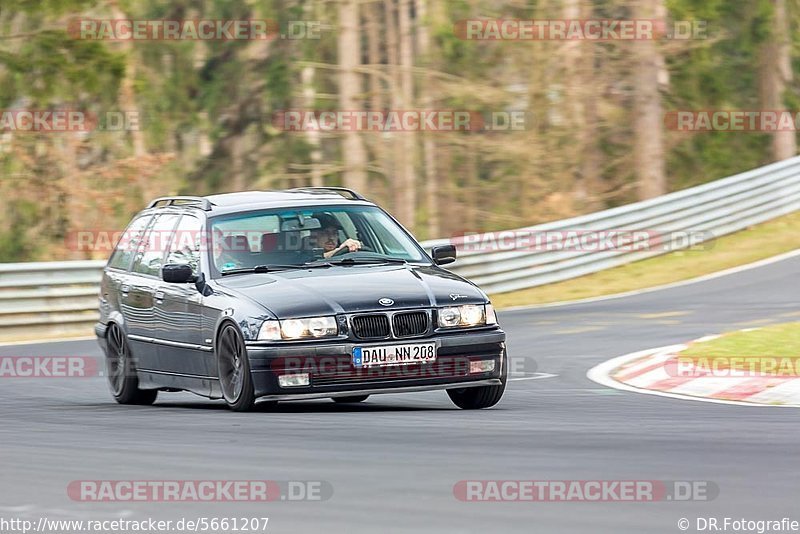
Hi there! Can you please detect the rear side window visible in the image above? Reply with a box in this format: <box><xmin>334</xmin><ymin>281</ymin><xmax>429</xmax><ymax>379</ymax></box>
<box><xmin>108</xmin><ymin>215</ymin><xmax>152</xmax><ymax>271</ymax></box>
<box><xmin>131</xmin><ymin>213</ymin><xmax>180</xmax><ymax>277</ymax></box>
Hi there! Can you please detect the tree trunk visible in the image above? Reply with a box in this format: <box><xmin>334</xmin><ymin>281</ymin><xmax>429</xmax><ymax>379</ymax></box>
<box><xmin>396</xmin><ymin>0</ymin><xmax>417</xmax><ymax>230</ymax></box>
<box><xmin>632</xmin><ymin>0</ymin><xmax>667</xmax><ymax>200</ymax></box>
<box><xmin>338</xmin><ymin>0</ymin><xmax>368</xmax><ymax>192</ymax></box>
<box><xmin>416</xmin><ymin>0</ymin><xmax>438</xmax><ymax>238</ymax></box>
<box><xmin>760</xmin><ymin>0</ymin><xmax>797</xmax><ymax>161</ymax></box>
<box><xmin>384</xmin><ymin>0</ymin><xmax>401</xmax><ymax>214</ymax></box>
<box><xmin>364</xmin><ymin>1</ymin><xmax>385</xmax><ymax>193</ymax></box>
<box><xmin>562</xmin><ymin>0</ymin><xmax>602</xmax><ymax>209</ymax></box>
<box><xmin>301</xmin><ymin>66</ymin><xmax>323</xmax><ymax>186</ymax></box>
<box><xmin>107</xmin><ymin>4</ymin><xmax>151</xmax><ymax>209</ymax></box>
<box><xmin>365</xmin><ymin>2</ymin><xmax>383</xmax><ymax>115</ymax></box>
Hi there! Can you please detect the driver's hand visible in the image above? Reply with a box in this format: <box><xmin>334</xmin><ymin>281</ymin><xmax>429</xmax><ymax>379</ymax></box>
<box><xmin>341</xmin><ymin>238</ymin><xmax>362</xmax><ymax>252</ymax></box>
<box><xmin>324</xmin><ymin>238</ymin><xmax>362</xmax><ymax>258</ymax></box>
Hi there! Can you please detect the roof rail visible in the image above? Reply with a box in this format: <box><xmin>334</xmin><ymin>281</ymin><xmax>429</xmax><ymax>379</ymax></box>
<box><xmin>288</xmin><ymin>187</ymin><xmax>367</xmax><ymax>201</ymax></box>
<box><xmin>147</xmin><ymin>196</ymin><xmax>212</xmax><ymax>210</ymax></box>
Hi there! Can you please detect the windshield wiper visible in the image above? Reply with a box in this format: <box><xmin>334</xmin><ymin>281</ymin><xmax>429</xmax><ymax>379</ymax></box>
<box><xmin>220</xmin><ymin>264</ymin><xmax>331</xmax><ymax>276</ymax></box>
<box><xmin>318</xmin><ymin>257</ymin><xmax>408</xmax><ymax>266</ymax></box>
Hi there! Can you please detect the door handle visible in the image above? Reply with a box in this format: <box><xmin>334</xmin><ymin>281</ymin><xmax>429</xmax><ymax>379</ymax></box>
<box><xmin>154</xmin><ymin>290</ymin><xmax>165</xmax><ymax>302</ymax></box>
<box><xmin>120</xmin><ymin>284</ymin><xmax>130</xmax><ymax>295</ymax></box>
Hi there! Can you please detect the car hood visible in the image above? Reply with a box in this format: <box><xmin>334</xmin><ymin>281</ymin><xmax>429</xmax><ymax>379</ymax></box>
<box><xmin>216</xmin><ymin>264</ymin><xmax>487</xmax><ymax>318</ymax></box>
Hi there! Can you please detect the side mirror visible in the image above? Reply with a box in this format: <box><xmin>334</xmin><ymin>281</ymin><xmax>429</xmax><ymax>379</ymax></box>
<box><xmin>162</xmin><ymin>263</ymin><xmax>196</xmax><ymax>283</ymax></box>
<box><xmin>431</xmin><ymin>244</ymin><xmax>457</xmax><ymax>266</ymax></box>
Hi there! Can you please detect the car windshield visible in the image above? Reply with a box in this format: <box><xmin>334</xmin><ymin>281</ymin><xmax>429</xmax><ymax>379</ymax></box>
<box><xmin>208</xmin><ymin>205</ymin><xmax>429</xmax><ymax>275</ymax></box>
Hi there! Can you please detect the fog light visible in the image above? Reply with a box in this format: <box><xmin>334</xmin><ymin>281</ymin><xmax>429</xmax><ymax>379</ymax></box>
<box><xmin>469</xmin><ymin>360</ymin><xmax>496</xmax><ymax>374</ymax></box>
<box><xmin>278</xmin><ymin>373</ymin><xmax>310</xmax><ymax>387</ymax></box>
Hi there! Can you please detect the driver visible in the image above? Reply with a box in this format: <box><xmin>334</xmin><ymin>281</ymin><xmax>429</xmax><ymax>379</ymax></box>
<box><xmin>212</xmin><ymin>228</ymin><xmax>242</xmax><ymax>271</ymax></box>
<box><xmin>309</xmin><ymin>213</ymin><xmax>362</xmax><ymax>259</ymax></box>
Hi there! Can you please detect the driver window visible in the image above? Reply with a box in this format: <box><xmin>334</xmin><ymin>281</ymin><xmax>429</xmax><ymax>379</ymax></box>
<box><xmin>131</xmin><ymin>213</ymin><xmax>180</xmax><ymax>277</ymax></box>
<box><xmin>166</xmin><ymin>214</ymin><xmax>203</xmax><ymax>276</ymax></box>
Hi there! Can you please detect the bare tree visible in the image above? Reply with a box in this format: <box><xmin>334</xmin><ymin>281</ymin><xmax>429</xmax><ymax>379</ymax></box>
<box><xmin>110</xmin><ymin>3</ymin><xmax>146</xmax><ymax>171</ymax></box>
<box><xmin>396</xmin><ymin>0</ymin><xmax>417</xmax><ymax>229</ymax></box>
<box><xmin>561</xmin><ymin>0</ymin><xmax>602</xmax><ymax>209</ymax></box>
<box><xmin>365</xmin><ymin>1</ymin><xmax>384</xmax><ymax>116</ymax></box>
<box><xmin>416</xmin><ymin>0</ymin><xmax>439</xmax><ymax>237</ymax></box>
<box><xmin>363</xmin><ymin>1</ymin><xmax>386</xmax><ymax>194</ymax></box>
<box><xmin>632</xmin><ymin>0</ymin><xmax>667</xmax><ymax>199</ymax></box>
<box><xmin>338</xmin><ymin>0</ymin><xmax>368</xmax><ymax>192</ymax></box>
<box><xmin>760</xmin><ymin>0</ymin><xmax>797</xmax><ymax>161</ymax></box>
<box><xmin>384</xmin><ymin>0</ymin><xmax>401</xmax><ymax>214</ymax></box>
<box><xmin>301</xmin><ymin>66</ymin><xmax>323</xmax><ymax>186</ymax></box>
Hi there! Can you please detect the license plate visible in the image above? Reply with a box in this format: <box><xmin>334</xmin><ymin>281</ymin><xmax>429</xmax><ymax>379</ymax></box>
<box><xmin>352</xmin><ymin>342</ymin><xmax>436</xmax><ymax>368</ymax></box>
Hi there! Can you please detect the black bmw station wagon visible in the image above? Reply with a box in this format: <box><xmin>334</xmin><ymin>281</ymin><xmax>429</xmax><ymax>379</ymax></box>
<box><xmin>95</xmin><ymin>188</ymin><xmax>507</xmax><ymax>411</ymax></box>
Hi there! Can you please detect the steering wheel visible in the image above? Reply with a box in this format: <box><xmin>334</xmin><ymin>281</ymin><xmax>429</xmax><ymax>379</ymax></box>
<box><xmin>331</xmin><ymin>245</ymin><xmax>351</xmax><ymax>257</ymax></box>
<box><xmin>330</xmin><ymin>243</ymin><xmax>373</xmax><ymax>257</ymax></box>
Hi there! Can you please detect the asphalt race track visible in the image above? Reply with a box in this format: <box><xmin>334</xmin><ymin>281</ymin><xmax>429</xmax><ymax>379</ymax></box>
<box><xmin>2</xmin><ymin>253</ymin><xmax>799</xmax><ymax>534</ymax></box>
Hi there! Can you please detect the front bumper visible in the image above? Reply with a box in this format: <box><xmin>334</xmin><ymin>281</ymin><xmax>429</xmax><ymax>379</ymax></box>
<box><xmin>245</xmin><ymin>328</ymin><xmax>506</xmax><ymax>398</ymax></box>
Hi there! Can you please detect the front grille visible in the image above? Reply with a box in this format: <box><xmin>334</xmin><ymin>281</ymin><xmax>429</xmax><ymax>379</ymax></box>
<box><xmin>351</xmin><ymin>314</ymin><xmax>391</xmax><ymax>339</ymax></box>
<box><xmin>392</xmin><ymin>311</ymin><xmax>429</xmax><ymax>337</ymax></box>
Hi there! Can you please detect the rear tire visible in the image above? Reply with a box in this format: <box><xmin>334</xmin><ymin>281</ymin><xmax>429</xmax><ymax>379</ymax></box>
<box><xmin>217</xmin><ymin>323</ymin><xmax>256</xmax><ymax>412</ymax></box>
<box><xmin>105</xmin><ymin>324</ymin><xmax>158</xmax><ymax>405</ymax></box>
<box><xmin>332</xmin><ymin>395</ymin><xmax>370</xmax><ymax>404</ymax></box>
<box><xmin>447</xmin><ymin>353</ymin><xmax>507</xmax><ymax>410</ymax></box>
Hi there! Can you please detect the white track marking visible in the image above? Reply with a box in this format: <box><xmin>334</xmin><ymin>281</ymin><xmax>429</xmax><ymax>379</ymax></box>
<box><xmin>0</xmin><ymin>335</ymin><xmax>95</xmax><ymax>347</ymax></box>
<box><xmin>587</xmin><ymin>346</ymin><xmax>800</xmax><ymax>408</ymax></box>
<box><xmin>745</xmin><ymin>380</ymin><xmax>800</xmax><ymax>405</ymax></box>
<box><xmin>509</xmin><ymin>372</ymin><xmax>558</xmax><ymax>382</ymax></box>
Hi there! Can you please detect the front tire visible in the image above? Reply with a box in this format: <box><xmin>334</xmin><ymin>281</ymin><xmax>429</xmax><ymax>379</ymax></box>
<box><xmin>105</xmin><ymin>324</ymin><xmax>158</xmax><ymax>405</ymax></box>
<box><xmin>447</xmin><ymin>354</ymin><xmax>507</xmax><ymax>410</ymax></box>
<box><xmin>217</xmin><ymin>323</ymin><xmax>256</xmax><ymax>412</ymax></box>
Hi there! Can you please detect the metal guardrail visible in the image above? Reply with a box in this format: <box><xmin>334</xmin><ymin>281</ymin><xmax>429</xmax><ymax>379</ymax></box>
<box><xmin>1</xmin><ymin>156</ymin><xmax>799</xmax><ymax>338</ymax></box>
<box><xmin>423</xmin><ymin>155</ymin><xmax>800</xmax><ymax>293</ymax></box>
<box><xmin>0</xmin><ymin>260</ymin><xmax>105</xmax><ymax>339</ymax></box>
<box><xmin>0</xmin><ymin>261</ymin><xmax>106</xmax><ymax>339</ymax></box>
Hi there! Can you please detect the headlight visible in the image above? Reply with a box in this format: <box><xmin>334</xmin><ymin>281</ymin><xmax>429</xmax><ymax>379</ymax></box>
<box><xmin>438</xmin><ymin>307</ymin><xmax>462</xmax><ymax>327</ymax></box>
<box><xmin>258</xmin><ymin>316</ymin><xmax>338</xmax><ymax>340</ymax></box>
<box><xmin>437</xmin><ymin>304</ymin><xmax>495</xmax><ymax>328</ymax></box>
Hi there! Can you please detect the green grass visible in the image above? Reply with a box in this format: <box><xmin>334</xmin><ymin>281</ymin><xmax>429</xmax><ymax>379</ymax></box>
<box><xmin>490</xmin><ymin>211</ymin><xmax>800</xmax><ymax>308</ymax></box>
<box><xmin>681</xmin><ymin>323</ymin><xmax>800</xmax><ymax>359</ymax></box>
<box><xmin>678</xmin><ymin>323</ymin><xmax>800</xmax><ymax>375</ymax></box>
